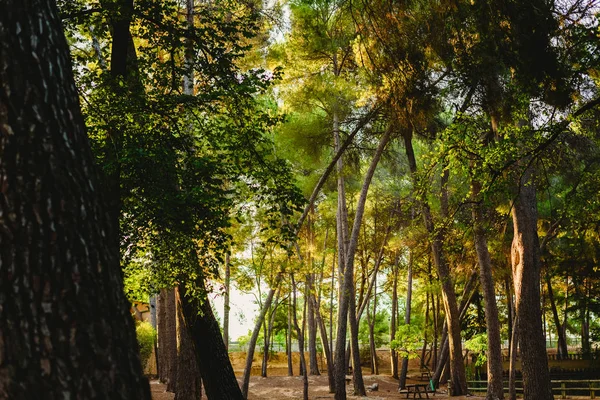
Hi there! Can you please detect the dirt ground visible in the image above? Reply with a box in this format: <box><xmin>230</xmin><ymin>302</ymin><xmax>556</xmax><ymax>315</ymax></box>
<box><xmin>150</xmin><ymin>374</ymin><xmax>485</xmax><ymax>400</ymax></box>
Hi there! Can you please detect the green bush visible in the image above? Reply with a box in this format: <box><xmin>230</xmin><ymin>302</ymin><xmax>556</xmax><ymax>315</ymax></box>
<box><xmin>136</xmin><ymin>321</ymin><xmax>156</xmax><ymax>368</ymax></box>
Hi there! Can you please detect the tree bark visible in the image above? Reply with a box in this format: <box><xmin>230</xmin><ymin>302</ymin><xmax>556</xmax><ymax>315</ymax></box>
<box><xmin>0</xmin><ymin>1</ymin><xmax>150</xmax><ymax>397</ymax></box>
<box><xmin>472</xmin><ymin>179</ymin><xmax>504</xmax><ymax>400</ymax></box>
<box><xmin>287</xmin><ymin>299</ymin><xmax>294</xmax><ymax>376</ymax></box>
<box><xmin>403</xmin><ymin>131</ymin><xmax>467</xmax><ymax>395</ymax></box>
<box><xmin>179</xmin><ymin>284</ymin><xmax>244</xmax><ymax>400</ymax></box>
<box><xmin>166</xmin><ymin>289</ymin><xmax>178</xmax><ymax>392</ymax></box>
<box><xmin>309</xmin><ymin>293</ymin><xmax>335</xmax><ymax>392</ymax></box>
<box><xmin>175</xmin><ymin>289</ymin><xmax>202</xmax><ymax>400</ymax></box>
<box><xmin>510</xmin><ymin>166</ymin><xmax>553</xmax><ymax>400</ymax></box>
<box><xmin>334</xmin><ymin>128</ymin><xmax>391</xmax><ymax>399</ymax></box>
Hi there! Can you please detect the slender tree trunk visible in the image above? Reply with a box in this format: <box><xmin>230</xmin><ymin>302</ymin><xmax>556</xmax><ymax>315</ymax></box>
<box><xmin>472</xmin><ymin>180</ymin><xmax>504</xmax><ymax>400</ymax></box>
<box><xmin>510</xmin><ymin>166</ymin><xmax>553</xmax><ymax>400</ymax></box>
<box><xmin>309</xmin><ymin>293</ymin><xmax>335</xmax><ymax>392</ymax></box>
<box><xmin>158</xmin><ymin>290</ymin><xmax>168</xmax><ymax>384</ymax></box>
<box><xmin>287</xmin><ymin>299</ymin><xmax>294</xmax><ymax>376</ymax></box>
<box><xmin>241</xmin><ymin>274</ymin><xmax>282</xmax><ymax>398</ymax></box>
<box><xmin>390</xmin><ymin>253</ymin><xmax>399</xmax><ymax>379</ymax></box>
<box><xmin>334</xmin><ymin>128</ymin><xmax>391</xmax><ymax>399</ymax></box>
<box><xmin>546</xmin><ymin>272</ymin><xmax>568</xmax><ymax>358</ymax></box>
<box><xmin>261</xmin><ymin>293</ymin><xmax>279</xmax><ymax>378</ymax></box>
<box><xmin>403</xmin><ymin>131</ymin><xmax>467</xmax><ymax>395</ymax></box>
<box><xmin>308</xmin><ymin>274</ymin><xmax>321</xmax><ymax>375</ymax></box>
<box><xmin>179</xmin><ymin>284</ymin><xmax>243</xmax><ymax>400</ymax></box>
<box><xmin>508</xmin><ymin>316</ymin><xmax>519</xmax><ymax>400</ymax></box>
<box><xmin>292</xmin><ymin>275</ymin><xmax>309</xmax><ymax>400</ymax></box>
<box><xmin>224</xmin><ymin>252</ymin><xmax>231</xmax><ymax>352</ymax></box>
<box><xmin>399</xmin><ymin>250</ymin><xmax>413</xmax><ymax>389</ymax></box>
<box><xmin>175</xmin><ymin>289</ymin><xmax>202</xmax><ymax>400</ymax></box>
<box><xmin>0</xmin><ymin>2</ymin><xmax>150</xmax><ymax>396</ymax></box>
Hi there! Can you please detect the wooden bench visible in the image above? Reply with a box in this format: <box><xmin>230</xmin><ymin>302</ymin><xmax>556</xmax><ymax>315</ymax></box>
<box><xmin>400</xmin><ymin>383</ymin><xmax>431</xmax><ymax>398</ymax></box>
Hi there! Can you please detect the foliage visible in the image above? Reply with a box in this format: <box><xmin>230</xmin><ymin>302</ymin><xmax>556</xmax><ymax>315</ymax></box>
<box><xmin>390</xmin><ymin>323</ymin><xmax>423</xmax><ymax>359</ymax></box>
<box><xmin>464</xmin><ymin>333</ymin><xmax>488</xmax><ymax>367</ymax></box>
<box><xmin>136</xmin><ymin>321</ymin><xmax>156</xmax><ymax>368</ymax></box>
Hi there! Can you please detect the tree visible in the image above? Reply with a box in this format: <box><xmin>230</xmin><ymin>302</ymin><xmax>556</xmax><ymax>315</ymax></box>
<box><xmin>0</xmin><ymin>0</ymin><xmax>150</xmax><ymax>398</ymax></box>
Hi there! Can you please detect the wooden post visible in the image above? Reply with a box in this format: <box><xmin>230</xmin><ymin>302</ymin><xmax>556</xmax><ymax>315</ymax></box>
<box><xmin>561</xmin><ymin>382</ymin><xmax>566</xmax><ymax>399</ymax></box>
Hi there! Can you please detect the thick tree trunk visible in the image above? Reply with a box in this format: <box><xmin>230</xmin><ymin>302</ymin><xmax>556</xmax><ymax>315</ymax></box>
<box><xmin>334</xmin><ymin>128</ymin><xmax>391</xmax><ymax>400</ymax></box>
<box><xmin>166</xmin><ymin>289</ymin><xmax>178</xmax><ymax>392</ymax></box>
<box><xmin>390</xmin><ymin>254</ymin><xmax>399</xmax><ymax>379</ymax></box>
<box><xmin>175</xmin><ymin>289</ymin><xmax>202</xmax><ymax>400</ymax></box>
<box><xmin>510</xmin><ymin>167</ymin><xmax>553</xmax><ymax>400</ymax></box>
<box><xmin>0</xmin><ymin>1</ymin><xmax>150</xmax><ymax>397</ymax></box>
<box><xmin>472</xmin><ymin>180</ymin><xmax>504</xmax><ymax>400</ymax></box>
<box><xmin>241</xmin><ymin>275</ymin><xmax>282</xmax><ymax>398</ymax></box>
<box><xmin>158</xmin><ymin>290</ymin><xmax>169</xmax><ymax>384</ymax></box>
<box><xmin>179</xmin><ymin>285</ymin><xmax>243</xmax><ymax>400</ymax></box>
<box><xmin>403</xmin><ymin>132</ymin><xmax>467</xmax><ymax>395</ymax></box>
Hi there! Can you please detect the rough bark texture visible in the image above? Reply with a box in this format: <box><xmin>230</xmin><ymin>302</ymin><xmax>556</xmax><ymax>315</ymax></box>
<box><xmin>175</xmin><ymin>290</ymin><xmax>202</xmax><ymax>400</ymax></box>
<box><xmin>291</xmin><ymin>275</ymin><xmax>309</xmax><ymax>400</ymax></box>
<box><xmin>510</xmin><ymin>167</ymin><xmax>553</xmax><ymax>400</ymax></box>
<box><xmin>403</xmin><ymin>132</ymin><xmax>467</xmax><ymax>395</ymax></box>
<box><xmin>472</xmin><ymin>180</ymin><xmax>504</xmax><ymax>400</ymax></box>
<box><xmin>158</xmin><ymin>290</ymin><xmax>168</xmax><ymax>382</ymax></box>
<box><xmin>179</xmin><ymin>285</ymin><xmax>243</xmax><ymax>400</ymax></box>
<box><xmin>0</xmin><ymin>1</ymin><xmax>150</xmax><ymax>398</ymax></box>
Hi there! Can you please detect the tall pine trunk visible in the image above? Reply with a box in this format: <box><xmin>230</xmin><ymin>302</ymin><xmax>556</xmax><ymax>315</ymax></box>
<box><xmin>0</xmin><ymin>1</ymin><xmax>150</xmax><ymax>397</ymax></box>
<box><xmin>179</xmin><ymin>284</ymin><xmax>243</xmax><ymax>400</ymax></box>
<box><xmin>403</xmin><ymin>131</ymin><xmax>467</xmax><ymax>395</ymax></box>
<box><xmin>390</xmin><ymin>254</ymin><xmax>399</xmax><ymax>379</ymax></box>
<box><xmin>510</xmin><ymin>166</ymin><xmax>553</xmax><ymax>400</ymax></box>
<box><xmin>175</xmin><ymin>289</ymin><xmax>202</xmax><ymax>400</ymax></box>
<box><xmin>334</xmin><ymin>128</ymin><xmax>391</xmax><ymax>399</ymax></box>
<box><xmin>472</xmin><ymin>179</ymin><xmax>504</xmax><ymax>400</ymax></box>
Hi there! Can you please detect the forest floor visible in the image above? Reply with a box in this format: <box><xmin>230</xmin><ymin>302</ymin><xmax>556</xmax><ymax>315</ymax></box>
<box><xmin>150</xmin><ymin>374</ymin><xmax>486</xmax><ymax>399</ymax></box>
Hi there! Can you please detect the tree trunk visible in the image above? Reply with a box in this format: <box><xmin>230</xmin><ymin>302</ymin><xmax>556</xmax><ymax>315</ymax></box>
<box><xmin>508</xmin><ymin>315</ymin><xmax>519</xmax><ymax>400</ymax></box>
<box><xmin>546</xmin><ymin>272</ymin><xmax>568</xmax><ymax>358</ymax></box>
<box><xmin>166</xmin><ymin>289</ymin><xmax>178</xmax><ymax>392</ymax></box>
<box><xmin>224</xmin><ymin>252</ymin><xmax>231</xmax><ymax>352</ymax></box>
<box><xmin>334</xmin><ymin>128</ymin><xmax>391</xmax><ymax>400</ymax></box>
<box><xmin>241</xmin><ymin>274</ymin><xmax>282</xmax><ymax>398</ymax></box>
<box><xmin>287</xmin><ymin>300</ymin><xmax>294</xmax><ymax>376</ymax></box>
<box><xmin>399</xmin><ymin>250</ymin><xmax>413</xmax><ymax>389</ymax></box>
<box><xmin>510</xmin><ymin>166</ymin><xmax>553</xmax><ymax>400</ymax></box>
<box><xmin>179</xmin><ymin>284</ymin><xmax>244</xmax><ymax>400</ymax></box>
<box><xmin>0</xmin><ymin>1</ymin><xmax>150</xmax><ymax>397</ymax></box>
<box><xmin>158</xmin><ymin>290</ymin><xmax>168</xmax><ymax>383</ymax></box>
<box><xmin>472</xmin><ymin>179</ymin><xmax>504</xmax><ymax>400</ymax></box>
<box><xmin>307</xmin><ymin>274</ymin><xmax>321</xmax><ymax>375</ymax></box>
<box><xmin>292</xmin><ymin>275</ymin><xmax>309</xmax><ymax>400</ymax></box>
<box><xmin>390</xmin><ymin>254</ymin><xmax>399</xmax><ymax>379</ymax></box>
<box><xmin>261</xmin><ymin>292</ymin><xmax>279</xmax><ymax>378</ymax></box>
<box><xmin>403</xmin><ymin>131</ymin><xmax>467</xmax><ymax>395</ymax></box>
<box><xmin>175</xmin><ymin>289</ymin><xmax>202</xmax><ymax>400</ymax></box>
<box><xmin>309</xmin><ymin>293</ymin><xmax>335</xmax><ymax>392</ymax></box>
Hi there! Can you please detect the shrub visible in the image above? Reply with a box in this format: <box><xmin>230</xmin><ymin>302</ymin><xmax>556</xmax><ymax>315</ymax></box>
<box><xmin>136</xmin><ymin>321</ymin><xmax>156</xmax><ymax>368</ymax></box>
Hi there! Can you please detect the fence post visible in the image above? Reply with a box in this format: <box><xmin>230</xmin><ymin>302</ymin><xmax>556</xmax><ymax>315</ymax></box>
<box><xmin>591</xmin><ymin>381</ymin><xmax>595</xmax><ymax>399</ymax></box>
<box><xmin>561</xmin><ymin>382</ymin><xmax>566</xmax><ymax>399</ymax></box>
